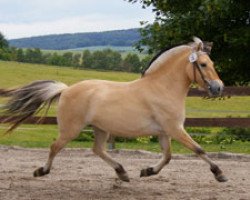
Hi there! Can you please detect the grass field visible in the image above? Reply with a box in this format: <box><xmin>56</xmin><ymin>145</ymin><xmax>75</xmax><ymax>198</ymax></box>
<box><xmin>1</xmin><ymin>125</ymin><xmax>249</xmax><ymax>154</ymax></box>
<box><xmin>186</xmin><ymin>96</ymin><xmax>250</xmax><ymax>118</ymax></box>
<box><xmin>0</xmin><ymin>61</ymin><xmax>249</xmax><ymax>153</ymax></box>
<box><xmin>0</xmin><ymin>61</ymin><xmax>139</xmax><ymax>87</ymax></box>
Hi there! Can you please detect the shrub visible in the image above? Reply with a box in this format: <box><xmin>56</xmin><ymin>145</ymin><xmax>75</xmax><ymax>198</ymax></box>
<box><xmin>217</xmin><ymin>128</ymin><xmax>250</xmax><ymax>142</ymax></box>
<box><xmin>74</xmin><ymin>130</ymin><xmax>94</xmax><ymax>142</ymax></box>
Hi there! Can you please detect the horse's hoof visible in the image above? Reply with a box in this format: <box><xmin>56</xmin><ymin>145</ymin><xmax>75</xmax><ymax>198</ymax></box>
<box><xmin>215</xmin><ymin>174</ymin><xmax>228</xmax><ymax>182</ymax></box>
<box><xmin>117</xmin><ymin>173</ymin><xmax>130</xmax><ymax>182</ymax></box>
<box><xmin>140</xmin><ymin>167</ymin><xmax>157</xmax><ymax>177</ymax></box>
<box><xmin>33</xmin><ymin>167</ymin><xmax>50</xmax><ymax>177</ymax></box>
<box><xmin>210</xmin><ymin>165</ymin><xmax>228</xmax><ymax>182</ymax></box>
<box><xmin>115</xmin><ymin>164</ymin><xmax>130</xmax><ymax>182</ymax></box>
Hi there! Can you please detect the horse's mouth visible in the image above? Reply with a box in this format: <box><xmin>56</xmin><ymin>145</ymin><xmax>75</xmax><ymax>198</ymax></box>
<box><xmin>207</xmin><ymin>80</ymin><xmax>224</xmax><ymax>97</ymax></box>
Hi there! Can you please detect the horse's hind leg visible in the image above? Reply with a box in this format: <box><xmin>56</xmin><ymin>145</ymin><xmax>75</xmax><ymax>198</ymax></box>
<box><xmin>167</xmin><ymin>125</ymin><xmax>228</xmax><ymax>182</ymax></box>
<box><xmin>33</xmin><ymin>117</ymin><xmax>85</xmax><ymax>177</ymax></box>
<box><xmin>92</xmin><ymin>127</ymin><xmax>129</xmax><ymax>182</ymax></box>
<box><xmin>33</xmin><ymin>136</ymin><xmax>70</xmax><ymax>177</ymax></box>
<box><xmin>140</xmin><ymin>134</ymin><xmax>171</xmax><ymax>177</ymax></box>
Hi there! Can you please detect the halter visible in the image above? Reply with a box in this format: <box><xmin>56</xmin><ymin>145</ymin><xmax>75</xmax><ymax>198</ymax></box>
<box><xmin>189</xmin><ymin>52</ymin><xmax>210</xmax><ymax>88</ymax></box>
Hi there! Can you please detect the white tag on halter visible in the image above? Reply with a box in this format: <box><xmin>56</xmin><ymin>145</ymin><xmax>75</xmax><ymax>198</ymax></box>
<box><xmin>189</xmin><ymin>52</ymin><xmax>198</xmax><ymax>63</ymax></box>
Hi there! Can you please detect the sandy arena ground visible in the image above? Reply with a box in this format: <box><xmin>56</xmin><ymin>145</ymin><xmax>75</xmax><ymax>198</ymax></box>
<box><xmin>0</xmin><ymin>146</ymin><xmax>249</xmax><ymax>200</ymax></box>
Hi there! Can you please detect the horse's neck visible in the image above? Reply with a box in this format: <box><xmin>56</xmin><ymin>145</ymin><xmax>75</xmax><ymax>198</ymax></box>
<box><xmin>144</xmin><ymin>49</ymin><xmax>192</xmax><ymax>100</ymax></box>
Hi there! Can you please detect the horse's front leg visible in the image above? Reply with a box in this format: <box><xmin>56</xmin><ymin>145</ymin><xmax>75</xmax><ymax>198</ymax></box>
<box><xmin>140</xmin><ymin>134</ymin><xmax>171</xmax><ymax>177</ymax></box>
<box><xmin>165</xmin><ymin>124</ymin><xmax>228</xmax><ymax>182</ymax></box>
<box><xmin>92</xmin><ymin>127</ymin><xmax>130</xmax><ymax>182</ymax></box>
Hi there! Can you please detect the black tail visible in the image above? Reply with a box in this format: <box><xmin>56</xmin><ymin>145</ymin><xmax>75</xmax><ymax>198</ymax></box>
<box><xmin>0</xmin><ymin>80</ymin><xmax>68</xmax><ymax>133</ymax></box>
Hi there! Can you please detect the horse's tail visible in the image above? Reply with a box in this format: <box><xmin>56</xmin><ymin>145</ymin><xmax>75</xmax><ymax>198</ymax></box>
<box><xmin>0</xmin><ymin>80</ymin><xmax>68</xmax><ymax>133</ymax></box>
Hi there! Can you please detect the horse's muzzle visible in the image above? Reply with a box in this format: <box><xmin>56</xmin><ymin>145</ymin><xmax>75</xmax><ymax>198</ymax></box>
<box><xmin>207</xmin><ymin>80</ymin><xmax>224</xmax><ymax>97</ymax></box>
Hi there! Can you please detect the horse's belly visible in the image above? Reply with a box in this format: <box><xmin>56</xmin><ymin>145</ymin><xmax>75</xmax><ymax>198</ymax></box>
<box><xmin>91</xmin><ymin>110</ymin><xmax>162</xmax><ymax>137</ymax></box>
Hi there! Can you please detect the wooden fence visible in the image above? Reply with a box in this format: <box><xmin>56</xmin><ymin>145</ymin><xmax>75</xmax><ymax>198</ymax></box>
<box><xmin>0</xmin><ymin>87</ymin><xmax>250</xmax><ymax>128</ymax></box>
<box><xmin>1</xmin><ymin>116</ymin><xmax>249</xmax><ymax>128</ymax></box>
<box><xmin>188</xmin><ymin>86</ymin><xmax>250</xmax><ymax>96</ymax></box>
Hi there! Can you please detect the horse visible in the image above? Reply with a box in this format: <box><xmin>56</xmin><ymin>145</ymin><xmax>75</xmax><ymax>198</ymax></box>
<box><xmin>0</xmin><ymin>37</ymin><xmax>228</xmax><ymax>183</ymax></box>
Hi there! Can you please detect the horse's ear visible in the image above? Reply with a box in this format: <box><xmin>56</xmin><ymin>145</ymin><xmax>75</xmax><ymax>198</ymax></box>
<box><xmin>197</xmin><ymin>42</ymin><xmax>203</xmax><ymax>51</ymax></box>
<box><xmin>203</xmin><ymin>42</ymin><xmax>213</xmax><ymax>54</ymax></box>
<box><xmin>193</xmin><ymin>37</ymin><xmax>204</xmax><ymax>51</ymax></box>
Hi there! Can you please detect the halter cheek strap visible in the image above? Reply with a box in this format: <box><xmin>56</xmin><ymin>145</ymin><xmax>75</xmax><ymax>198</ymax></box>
<box><xmin>189</xmin><ymin>52</ymin><xmax>209</xmax><ymax>87</ymax></box>
<box><xmin>193</xmin><ymin>61</ymin><xmax>209</xmax><ymax>85</ymax></box>
<box><xmin>193</xmin><ymin>62</ymin><xmax>197</xmax><ymax>83</ymax></box>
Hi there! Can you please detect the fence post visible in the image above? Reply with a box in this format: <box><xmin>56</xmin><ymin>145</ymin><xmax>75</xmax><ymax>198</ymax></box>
<box><xmin>108</xmin><ymin>135</ymin><xmax>115</xmax><ymax>150</ymax></box>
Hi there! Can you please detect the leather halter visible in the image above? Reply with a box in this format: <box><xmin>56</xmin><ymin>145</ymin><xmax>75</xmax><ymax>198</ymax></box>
<box><xmin>191</xmin><ymin>53</ymin><xmax>210</xmax><ymax>89</ymax></box>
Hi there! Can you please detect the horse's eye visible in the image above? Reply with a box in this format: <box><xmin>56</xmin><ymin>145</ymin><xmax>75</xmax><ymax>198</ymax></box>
<box><xmin>200</xmin><ymin>63</ymin><xmax>207</xmax><ymax>67</ymax></box>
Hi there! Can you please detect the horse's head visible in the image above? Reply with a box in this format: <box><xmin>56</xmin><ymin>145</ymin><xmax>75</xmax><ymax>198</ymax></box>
<box><xmin>187</xmin><ymin>37</ymin><xmax>224</xmax><ymax>97</ymax></box>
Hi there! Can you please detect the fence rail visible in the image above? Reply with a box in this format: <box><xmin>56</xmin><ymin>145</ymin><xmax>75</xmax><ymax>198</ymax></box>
<box><xmin>0</xmin><ymin>87</ymin><xmax>249</xmax><ymax>128</ymax></box>
<box><xmin>0</xmin><ymin>117</ymin><xmax>250</xmax><ymax>128</ymax></box>
<box><xmin>188</xmin><ymin>86</ymin><xmax>250</xmax><ymax>96</ymax></box>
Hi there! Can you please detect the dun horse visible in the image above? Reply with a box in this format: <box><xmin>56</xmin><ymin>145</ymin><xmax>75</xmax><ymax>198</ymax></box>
<box><xmin>0</xmin><ymin>37</ymin><xmax>227</xmax><ymax>182</ymax></box>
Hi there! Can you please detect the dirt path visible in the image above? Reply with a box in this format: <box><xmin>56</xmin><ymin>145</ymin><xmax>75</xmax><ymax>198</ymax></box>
<box><xmin>0</xmin><ymin>147</ymin><xmax>249</xmax><ymax>200</ymax></box>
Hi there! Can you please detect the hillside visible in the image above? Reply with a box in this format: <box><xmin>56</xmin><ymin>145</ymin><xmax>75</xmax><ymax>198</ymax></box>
<box><xmin>8</xmin><ymin>29</ymin><xmax>140</xmax><ymax>50</ymax></box>
<box><xmin>0</xmin><ymin>61</ymin><xmax>139</xmax><ymax>88</ymax></box>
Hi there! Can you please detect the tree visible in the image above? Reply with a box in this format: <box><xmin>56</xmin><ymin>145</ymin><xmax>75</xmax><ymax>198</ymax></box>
<box><xmin>0</xmin><ymin>32</ymin><xmax>10</xmax><ymax>60</ymax></box>
<box><xmin>126</xmin><ymin>0</ymin><xmax>250</xmax><ymax>85</ymax></box>
<box><xmin>72</xmin><ymin>53</ymin><xmax>81</xmax><ymax>68</ymax></box>
<box><xmin>24</xmin><ymin>48</ymin><xmax>43</xmax><ymax>63</ymax></box>
<box><xmin>0</xmin><ymin>32</ymin><xmax>8</xmax><ymax>49</ymax></box>
<box><xmin>32</xmin><ymin>48</ymin><xmax>43</xmax><ymax>63</ymax></box>
<box><xmin>9</xmin><ymin>47</ymin><xmax>18</xmax><ymax>61</ymax></box>
<box><xmin>140</xmin><ymin>55</ymin><xmax>153</xmax><ymax>73</ymax></box>
<box><xmin>102</xmin><ymin>49</ymin><xmax>122</xmax><ymax>71</ymax></box>
<box><xmin>16</xmin><ymin>48</ymin><xmax>25</xmax><ymax>62</ymax></box>
<box><xmin>91</xmin><ymin>50</ymin><xmax>107</xmax><ymax>70</ymax></box>
<box><xmin>47</xmin><ymin>53</ymin><xmax>64</xmax><ymax>66</ymax></box>
<box><xmin>123</xmin><ymin>53</ymin><xmax>141</xmax><ymax>72</ymax></box>
<box><xmin>42</xmin><ymin>53</ymin><xmax>52</xmax><ymax>64</ymax></box>
<box><xmin>81</xmin><ymin>50</ymin><xmax>93</xmax><ymax>68</ymax></box>
<box><xmin>62</xmin><ymin>52</ymin><xmax>73</xmax><ymax>66</ymax></box>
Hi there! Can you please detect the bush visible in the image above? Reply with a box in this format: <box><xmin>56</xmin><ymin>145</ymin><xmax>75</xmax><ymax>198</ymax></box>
<box><xmin>186</xmin><ymin>127</ymin><xmax>211</xmax><ymax>134</ymax></box>
<box><xmin>74</xmin><ymin>130</ymin><xmax>94</xmax><ymax>142</ymax></box>
<box><xmin>213</xmin><ymin>132</ymin><xmax>235</xmax><ymax>145</ymax></box>
<box><xmin>217</xmin><ymin>128</ymin><xmax>250</xmax><ymax>142</ymax></box>
<box><xmin>115</xmin><ymin>137</ymin><xmax>137</xmax><ymax>143</ymax></box>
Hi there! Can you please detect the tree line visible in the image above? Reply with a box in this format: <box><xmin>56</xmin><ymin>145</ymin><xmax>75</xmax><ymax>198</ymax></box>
<box><xmin>0</xmin><ymin>35</ymin><xmax>151</xmax><ymax>73</ymax></box>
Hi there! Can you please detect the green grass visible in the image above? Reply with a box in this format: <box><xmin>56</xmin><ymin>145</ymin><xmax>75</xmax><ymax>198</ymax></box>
<box><xmin>0</xmin><ymin>61</ymin><xmax>139</xmax><ymax>87</ymax></box>
<box><xmin>186</xmin><ymin>96</ymin><xmax>250</xmax><ymax>118</ymax></box>
<box><xmin>1</xmin><ymin>125</ymin><xmax>249</xmax><ymax>154</ymax></box>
